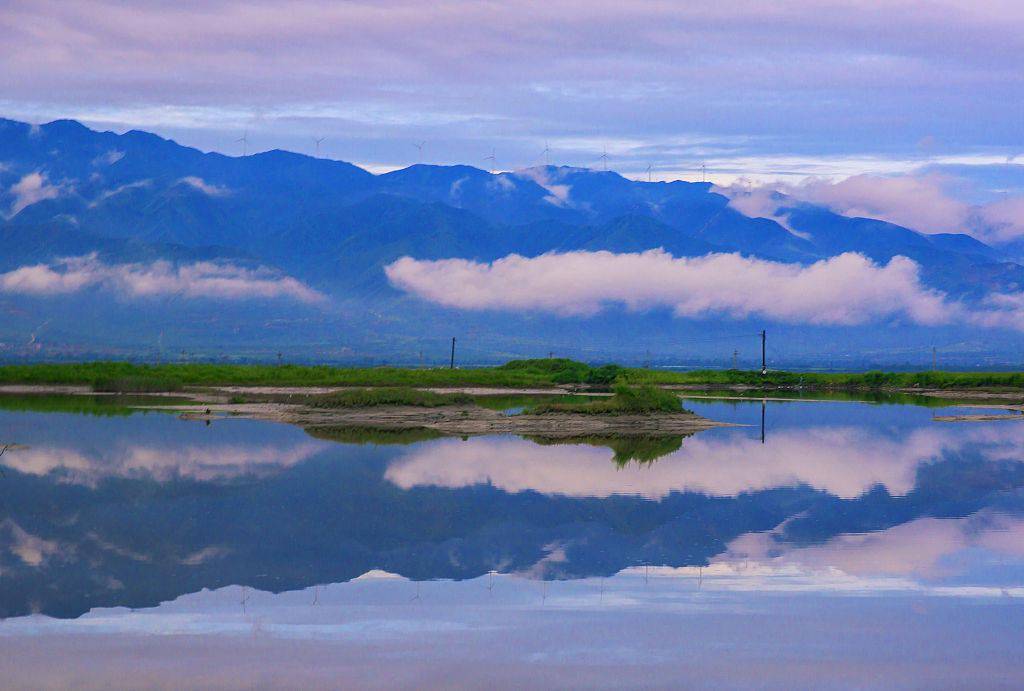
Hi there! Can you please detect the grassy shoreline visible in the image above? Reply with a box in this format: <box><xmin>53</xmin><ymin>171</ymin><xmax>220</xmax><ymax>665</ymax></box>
<box><xmin>1</xmin><ymin>359</ymin><xmax>1024</xmax><ymax>392</ymax></box>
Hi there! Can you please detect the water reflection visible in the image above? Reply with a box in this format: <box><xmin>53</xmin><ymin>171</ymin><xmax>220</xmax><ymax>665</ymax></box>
<box><xmin>1</xmin><ymin>398</ymin><xmax>1023</xmax><ymax>620</ymax></box>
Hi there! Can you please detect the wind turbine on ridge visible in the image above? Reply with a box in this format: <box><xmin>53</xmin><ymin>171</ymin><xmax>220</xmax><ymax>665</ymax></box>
<box><xmin>313</xmin><ymin>136</ymin><xmax>326</xmax><ymax>157</ymax></box>
<box><xmin>599</xmin><ymin>146</ymin><xmax>609</xmax><ymax>171</ymax></box>
<box><xmin>542</xmin><ymin>140</ymin><xmax>552</xmax><ymax>166</ymax></box>
<box><xmin>413</xmin><ymin>141</ymin><xmax>426</xmax><ymax>163</ymax></box>
<box><xmin>484</xmin><ymin>148</ymin><xmax>496</xmax><ymax>173</ymax></box>
<box><xmin>235</xmin><ymin>131</ymin><xmax>249</xmax><ymax>157</ymax></box>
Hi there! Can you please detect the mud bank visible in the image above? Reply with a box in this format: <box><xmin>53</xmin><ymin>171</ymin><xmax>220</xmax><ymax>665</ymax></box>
<box><xmin>170</xmin><ymin>402</ymin><xmax>730</xmax><ymax>438</ymax></box>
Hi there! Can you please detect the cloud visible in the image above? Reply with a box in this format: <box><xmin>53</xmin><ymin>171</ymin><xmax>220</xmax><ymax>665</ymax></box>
<box><xmin>177</xmin><ymin>176</ymin><xmax>230</xmax><ymax>196</ymax></box>
<box><xmin>974</xmin><ymin>195</ymin><xmax>1024</xmax><ymax>243</ymax></box>
<box><xmin>0</xmin><ymin>519</ymin><xmax>61</xmax><ymax>566</ymax></box>
<box><xmin>3</xmin><ymin>0</ymin><xmax>1024</xmax><ymax>186</ymax></box>
<box><xmin>91</xmin><ymin>149</ymin><xmax>125</xmax><ymax>166</ymax></box>
<box><xmin>7</xmin><ymin>171</ymin><xmax>61</xmax><ymax>216</ymax></box>
<box><xmin>386</xmin><ymin>249</ymin><xmax>959</xmax><ymax>326</ymax></box>
<box><xmin>0</xmin><ymin>440</ymin><xmax>325</xmax><ymax>483</ymax></box>
<box><xmin>89</xmin><ymin>179</ymin><xmax>152</xmax><ymax>207</ymax></box>
<box><xmin>384</xmin><ymin>424</ymin><xmax>1024</xmax><ymax>500</ymax></box>
<box><xmin>719</xmin><ymin>173</ymin><xmax>1024</xmax><ymax>243</ymax></box>
<box><xmin>513</xmin><ymin>167</ymin><xmax>573</xmax><ymax>206</ymax></box>
<box><xmin>0</xmin><ymin>254</ymin><xmax>326</xmax><ymax>304</ymax></box>
<box><xmin>720</xmin><ymin>511</ymin><xmax>1024</xmax><ymax>581</ymax></box>
<box><xmin>715</xmin><ymin>181</ymin><xmax>810</xmax><ymax>237</ymax></box>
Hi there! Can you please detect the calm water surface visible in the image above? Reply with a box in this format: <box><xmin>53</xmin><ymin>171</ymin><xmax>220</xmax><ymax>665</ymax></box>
<box><xmin>1</xmin><ymin>396</ymin><xmax>1023</xmax><ymax>689</ymax></box>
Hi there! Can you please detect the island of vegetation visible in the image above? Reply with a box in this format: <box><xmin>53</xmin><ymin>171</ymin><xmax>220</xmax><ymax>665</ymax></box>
<box><xmin>2</xmin><ymin>358</ymin><xmax>1024</xmax><ymax>437</ymax></box>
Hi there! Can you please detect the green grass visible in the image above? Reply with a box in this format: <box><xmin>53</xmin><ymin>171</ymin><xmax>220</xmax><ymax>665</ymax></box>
<box><xmin>309</xmin><ymin>387</ymin><xmax>474</xmax><ymax>408</ymax></box>
<box><xmin>620</xmin><ymin>368</ymin><xmax>1024</xmax><ymax>389</ymax></box>
<box><xmin>529</xmin><ymin>384</ymin><xmax>689</xmax><ymax>415</ymax></box>
<box><xmin>0</xmin><ymin>359</ymin><xmax>617</xmax><ymax>389</ymax></box>
<box><xmin>2</xmin><ymin>360</ymin><xmax>1024</xmax><ymax>392</ymax></box>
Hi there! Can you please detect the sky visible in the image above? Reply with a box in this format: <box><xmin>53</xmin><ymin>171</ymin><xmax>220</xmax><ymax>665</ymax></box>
<box><xmin>2</xmin><ymin>0</ymin><xmax>1024</xmax><ymax>195</ymax></box>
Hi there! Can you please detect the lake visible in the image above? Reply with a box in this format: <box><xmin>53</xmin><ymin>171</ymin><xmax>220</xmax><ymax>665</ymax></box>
<box><xmin>1</xmin><ymin>395</ymin><xmax>1023</xmax><ymax>689</ymax></box>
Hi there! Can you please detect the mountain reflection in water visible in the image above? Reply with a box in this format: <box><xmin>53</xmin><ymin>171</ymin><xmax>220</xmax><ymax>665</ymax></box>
<box><xmin>1</xmin><ymin>398</ymin><xmax>1024</xmax><ymax>620</ymax></box>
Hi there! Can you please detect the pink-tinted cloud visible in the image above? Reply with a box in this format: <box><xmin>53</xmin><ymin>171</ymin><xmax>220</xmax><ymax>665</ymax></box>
<box><xmin>0</xmin><ymin>254</ymin><xmax>325</xmax><ymax>303</ymax></box>
<box><xmin>386</xmin><ymin>249</ymin><xmax>956</xmax><ymax>326</ymax></box>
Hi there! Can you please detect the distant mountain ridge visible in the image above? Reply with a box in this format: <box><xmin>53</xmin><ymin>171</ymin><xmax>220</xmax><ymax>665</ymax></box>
<box><xmin>1</xmin><ymin>117</ymin><xmax>1022</xmax><ymax>362</ymax></box>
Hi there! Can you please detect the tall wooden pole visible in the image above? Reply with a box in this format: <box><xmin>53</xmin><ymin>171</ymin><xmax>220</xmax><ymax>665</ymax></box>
<box><xmin>761</xmin><ymin>330</ymin><xmax>767</xmax><ymax>375</ymax></box>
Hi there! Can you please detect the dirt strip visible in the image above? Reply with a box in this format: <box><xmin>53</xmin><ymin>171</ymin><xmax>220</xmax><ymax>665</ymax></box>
<box><xmin>164</xmin><ymin>402</ymin><xmax>733</xmax><ymax>438</ymax></box>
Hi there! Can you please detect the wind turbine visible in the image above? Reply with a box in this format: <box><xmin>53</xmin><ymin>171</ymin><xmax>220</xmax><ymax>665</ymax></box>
<box><xmin>484</xmin><ymin>148</ymin><xmax>496</xmax><ymax>173</ymax></box>
<box><xmin>700</xmin><ymin>162</ymin><xmax>707</xmax><ymax>183</ymax></box>
<box><xmin>236</xmin><ymin>131</ymin><xmax>249</xmax><ymax>156</ymax></box>
<box><xmin>313</xmin><ymin>136</ymin><xmax>326</xmax><ymax>157</ymax></box>
<box><xmin>542</xmin><ymin>140</ymin><xmax>552</xmax><ymax>166</ymax></box>
<box><xmin>413</xmin><ymin>141</ymin><xmax>426</xmax><ymax>163</ymax></box>
<box><xmin>599</xmin><ymin>146</ymin><xmax>609</xmax><ymax>171</ymax></box>
<box><xmin>27</xmin><ymin>319</ymin><xmax>50</xmax><ymax>350</ymax></box>
<box><xmin>646</xmin><ymin>163</ymin><xmax>653</xmax><ymax>182</ymax></box>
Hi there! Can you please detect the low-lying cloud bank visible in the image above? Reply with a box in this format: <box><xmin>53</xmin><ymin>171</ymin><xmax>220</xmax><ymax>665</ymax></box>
<box><xmin>0</xmin><ymin>253</ymin><xmax>325</xmax><ymax>303</ymax></box>
<box><xmin>387</xmin><ymin>249</ymin><xmax>1024</xmax><ymax>330</ymax></box>
<box><xmin>387</xmin><ymin>249</ymin><xmax>959</xmax><ymax>325</ymax></box>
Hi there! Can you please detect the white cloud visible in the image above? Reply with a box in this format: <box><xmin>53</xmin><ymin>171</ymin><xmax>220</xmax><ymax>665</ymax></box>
<box><xmin>718</xmin><ymin>173</ymin><xmax>1024</xmax><ymax>243</ymax></box>
<box><xmin>0</xmin><ymin>519</ymin><xmax>61</xmax><ymax>566</ymax></box>
<box><xmin>714</xmin><ymin>180</ymin><xmax>810</xmax><ymax>237</ymax></box>
<box><xmin>719</xmin><ymin>511</ymin><xmax>1024</xmax><ymax>581</ymax></box>
<box><xmin>386</xmin><ymin>249</ymin><xmax>957</xmax><ymax>326</ymax></box>
<box><xmin>92</xmin><ymin>149</ymin><xmax>125</xmax><ymax>166</ymax></box>
<box><xmin>974</xmin><ymin>195</ymin><xmax>1024</xmax><ymax>243</ymax></box>
<box><xmin>7</xmin><ymin>171</ymin><xmax>61</xmax><ymax>216</ymax></box>
<box><xmin>177</xmin><ymin>176</ymin><xmax>230</xmax><ymax>196</ymax></box>
<box><xmin>0</xmin><ymin>254</ymin><xmax>326</xmax><ymax>304</ymax></box>
<box><xmin>89</xmin><ymin>179</ymin><xmax>152</xmax><ymax>207</ymax></box>
<box><xmin>514</xmin><ymin>166</ymin><xmax>573</xmax><ymax>206</ymax></box>
<box><xmin>384</xmin><ymin>424</ymin><xmax>1024</xmax><ymax>500</ymax></box>
<box><xmin>0</xmin><ymin>440</ymin><xmax>324</xmax><ymax>483</ymax></box>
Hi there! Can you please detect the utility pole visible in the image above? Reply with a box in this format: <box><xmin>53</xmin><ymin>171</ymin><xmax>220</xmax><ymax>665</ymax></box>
<box><xmin>732</xmin><ymin>349</ymin><xmax>738</xmax><ymax>370</ymax></box>
<box><xmin>760</xmin><ymin>330</ymin><xmax>767</xmax><ymax>375</ymax></box>
<box><xmin>450</xmin><ymin>337</ymin><xmax>456</xmax><ymax>369</ymax></box>
<box><xmin>932</xmin><ymin>346</ymin><xmax>937</xmax><ymax>372</ymax></box>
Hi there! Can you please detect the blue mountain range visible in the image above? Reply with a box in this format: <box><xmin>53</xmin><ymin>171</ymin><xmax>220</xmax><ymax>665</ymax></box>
<box><xmin>1</xmin><ymin>118</ymin><xmax>1020</xmax><ymax>366</ymax></box>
